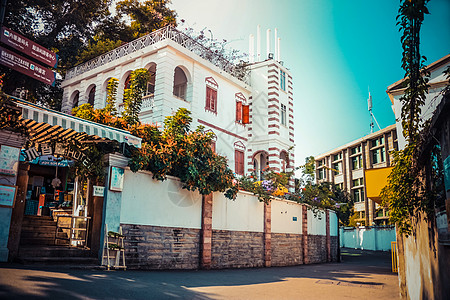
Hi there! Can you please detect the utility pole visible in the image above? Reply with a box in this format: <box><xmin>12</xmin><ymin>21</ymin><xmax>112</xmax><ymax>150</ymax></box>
<box><xmin>368</xmin><ymin>91</ymin><xmax>381</xmax><ymax>133</ymax></box>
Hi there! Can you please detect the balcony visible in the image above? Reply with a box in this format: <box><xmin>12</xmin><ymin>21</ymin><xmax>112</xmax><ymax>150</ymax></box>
<box><xmin>117</xmin><ymin>94</ymin><xmax>154</xmax><ymax>116</ymax></box>
<box><xmin>65</xmin><ymin>26</ymin><xmax>249</xmax><ymax>84</ymax></box>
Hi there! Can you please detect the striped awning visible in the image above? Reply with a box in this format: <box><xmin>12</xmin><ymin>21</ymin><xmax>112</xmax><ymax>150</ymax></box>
<box><xmin>12</xmin><ymin>98</ymin><xmax>141</xmax><ymax>148</ymax></box>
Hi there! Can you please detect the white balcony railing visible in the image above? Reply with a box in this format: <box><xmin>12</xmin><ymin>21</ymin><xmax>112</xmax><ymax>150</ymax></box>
<box><xmin>117</xmin><ymin>95</ymin><xmax>154</xmax><ymax>116</ymax></box>
<box><xmin>66</xmin><ymin>26</ymin><xmax>249</xmax><ymax>84</ymax></box>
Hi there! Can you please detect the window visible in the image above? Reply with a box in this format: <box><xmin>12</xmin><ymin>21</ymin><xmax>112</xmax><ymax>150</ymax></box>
<box><xmin>371</xmin><ymin>136</ymin><xmax>385</xmax><ymax>148</ymax></box>
<box><xmin>336</xmin><ymin>183</ymin><xmax>344</xmax><ymax>190</ymax></box>
<box><xmin>318</xmin><ymin>168</ymin><xmax>326</xmax><ymax>180</ymax></box>
<box><xmin>372</xmin><ymin>147</ymin><xmax>386</xmax><ymax>164</ymax></box>
<box><xmin>210</xmin><ymin>141</ymin><xmax>216</xmax><ymax>153</ymax></box>
<box><xmin>72</xmin><ymin>92</ymin><xmax>79</xmax><ymax>108</ymax></box>
<box><xmin>333</xmin><ymin>162</ymin><xmax>341</xmax><ymax>175</ymax></box>
<box><xmin>351</xmin><ymin>146</ymin><xmax>361</xmax><ymax>155</ymax></box>
<box><xmin>333</xmin><ymin>153</ymin><xmax>342</xmax><ymax>161</ymax></box>
<box><xmin>235</xmin><ymin>93</ymin><xmax>250</xmax><ymax>124</ymax></box>
<box><xmin>205</xmin><ymin>77</ymin><xmax>218</xmax><ymax>113</ymax></box>
<box><xmin>88</xmin><ymin>86</ymin><xmax>96</xmax><ymax>106</ymax></box>
<box><xmin>173</xmin><ymin>67</ymin><xmax>187</xmax><ymax>100</ymax></box>
<box><xmin>353</xmin><ymin>178</ymin><xmax>363</xmax><ymax>187</ymax></box>
<box><xmin>318</xmin><ymin>160</ymin><xmax>324</xmax><ymax>167</ymax></box>
<box><xmin>280</xmin><ymin>70</ymin><xmax>286</xmax><ymax>91</ymax></box>
<box><xmin>351</xmin><ymin>155</ymin><xmax>362</xmax><ymax>170</ymax></box>
<box><xmin>235</xmin><ymin>150</ymin><xmax>244</xmax><ymax>175</ymax></box>
<box><xmin>353</xmin><ymin>188</ymin><xmax>364</xmax><ymax>202</ymax></box>
<box><xmin>280</xmin><ymin>104</ymin><xmax>287</xmax><ymax>126</ymax></box>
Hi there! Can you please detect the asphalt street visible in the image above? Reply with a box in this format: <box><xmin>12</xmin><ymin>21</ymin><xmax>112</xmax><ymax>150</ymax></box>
<box><xmin>0</xmin><ymin>248</ymin><xmax>399</xmax><ymax>300</ymax></box>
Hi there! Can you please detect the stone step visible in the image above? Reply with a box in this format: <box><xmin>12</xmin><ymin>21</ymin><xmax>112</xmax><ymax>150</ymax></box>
<box><xmin>21</xmin><ymin>225</ymin><xmax>57</xmax><ymax>232</ymax></box>
<box><xmin>19</xmin><ymin>237</ymin><xmax>55</xmax><ymax>246</ymax></box>
<box><xmin>20</xmin><ymin>231</ymin><xmax>56</xmax><ymax>239</ymax></box>
<box><xmin>19</xmin><ymin>246</ymin><xmax>94</xmax><ymax>258</ymax></box>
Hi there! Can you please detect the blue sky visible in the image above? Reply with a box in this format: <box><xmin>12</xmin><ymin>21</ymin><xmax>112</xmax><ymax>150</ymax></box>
<box><xmin>170</xmin><ymin>0</ymin><xmax>450</xmax><ymax>168</ymax></box>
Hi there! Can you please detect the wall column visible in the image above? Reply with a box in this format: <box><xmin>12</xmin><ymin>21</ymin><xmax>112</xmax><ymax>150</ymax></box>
<box><xmin>302</xmin><ymin>205</ymin><xmax>309</xmax><ymax>264</ymax></box>
<box><xmin>264</xmin><ymin>202</ymin><xmax>271</xmax><ymax>267</ymax></box>
<box><xmin>326</xmin><ymin>210</ymin><xmax>331</xmax><ymax>262</ymax></box>
<box><xmin>200</xmin><ymin>193</ymin><xmax>213</xmax><ymax>269</ymax></box>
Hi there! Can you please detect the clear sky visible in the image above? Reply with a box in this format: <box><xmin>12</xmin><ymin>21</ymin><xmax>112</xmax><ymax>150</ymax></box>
<box><xmin>170</xmin><ymin>0</ymin><xmax>450</xmax><ymax>169</ymax></box>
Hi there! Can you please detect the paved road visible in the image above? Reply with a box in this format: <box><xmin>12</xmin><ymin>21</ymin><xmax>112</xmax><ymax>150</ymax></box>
<box><xmin>0</xmin><ymin>249</ymin><xmax>399</xmax><ymax>300</ymax></box>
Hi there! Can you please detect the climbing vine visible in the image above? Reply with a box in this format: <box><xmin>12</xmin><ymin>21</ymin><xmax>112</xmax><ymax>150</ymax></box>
<box><xmin>380</xmin><ymin>0</ymin><xmax>448</xmax><ymax>235</ymax></box>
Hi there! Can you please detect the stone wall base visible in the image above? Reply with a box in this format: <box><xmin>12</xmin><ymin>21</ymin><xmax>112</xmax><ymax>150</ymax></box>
<box><xmin>271</xmin><ymin>233</ymin><xmax>303</xmax><ymax>266</ymax></box>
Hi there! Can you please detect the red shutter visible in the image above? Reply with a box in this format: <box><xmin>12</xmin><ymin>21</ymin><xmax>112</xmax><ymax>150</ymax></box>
<box><xmin>242</xmin><ymin>105</ymin><xmax>250</xmax><ymax>124</ymax></box>
<box><xmin>236</xmin><ymin>101</ymin><xmax>243</xmax><ymax>122</ymax></box>
<box><xmin>211</xmin><ymin>89</ymin><xmax>217</xmax><ymax>112</ymax></box>
<box><xmin>211</xmin><ymin>141</ymin><xmax>216</xmax><ymax>153</ymax></box>
<box><xmin>206</xmin><ymin>87</ymin><xmax>211</xmax><ymax>109</ymax></box>
<box><xmin>235</xmin><ymin>150</ymin><xmax>244</xmax><ymax>175</ymax></box>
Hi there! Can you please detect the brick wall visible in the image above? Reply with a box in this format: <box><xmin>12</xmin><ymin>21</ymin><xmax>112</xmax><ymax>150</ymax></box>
<box><xmin>211</xmin><ymin>230</ymin><xmax>264</xmax><ymax>268</ymax></box>
<box><xmin>307</xmin><ymin>235</ymin><xmax>327</xmax><ymax>264</ymax></box>
<box><xmin>271</xmin><ymin>233</ymin><xmax>303</xmax><ymax>266</ymax></box>
<box><xmin>122</xmin><ymin>224</ymin><xmax>200</xmax><ymax>269</ymax></box>
<box><xmin>330</xmin><ymin>236</ymin><xmax>339</xmax><ymax>262</ymax></box>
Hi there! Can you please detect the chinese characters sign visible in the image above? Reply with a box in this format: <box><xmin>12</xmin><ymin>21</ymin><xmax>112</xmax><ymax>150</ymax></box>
<box><xmin>23</xmin><ymin>142</ymin><xmax>88</xmax><ymax>166</ymax></box>
<box><xmin>1</xmin><ymin>26</ymin><xmax>58</xmax><ymax>68</ymax></box>
<box><xmin>109</xmin><ymin>167</ymin><xmax>124</xmax><ymax>192</ymax></box>
<box><xmin>0</xmin><ymin>46</ymin><xmax>56</xmax><ymax>86</ymax></box>
<box><xmin>0</xmin><ymin>185</ymin><xmax>17</xmax><ymax>208</ymax></box>
<box><xmin>0</xmin><ymin>145</ymin><xmax>20</xmax><ymax>176</ymax></box>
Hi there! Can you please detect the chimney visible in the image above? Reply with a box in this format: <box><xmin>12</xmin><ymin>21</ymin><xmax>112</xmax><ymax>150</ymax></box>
<box><xmin>249</xmin><ymin>34</ymin><xmax>255</xmax><ymax>63</ymax></box>
<box><xmin>256</xmin><ymin>25</ymin><xmax>261</xmax><ymax>62</ymax></box>
<box><xmin>266</xmin><ymin>29</ymin><xmax>271</xmax><ymax>59</ymax></box>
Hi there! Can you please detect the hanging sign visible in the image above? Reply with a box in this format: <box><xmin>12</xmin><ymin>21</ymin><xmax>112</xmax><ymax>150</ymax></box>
<box><xmin>0</xmin><ymin>184</ymin><xmax>17</xmax><ymax>208</ymax></box>
<box><xmin>0</xmin><ymin>46</ymin><xmax>56</xmax><ymax>86</ymax></box>
<box><xmin>93</xmin><ymin>186</ymin><xmax>105</xmax><ymax>197</ymax></box>
<box><xmin>0</xmin><ymin>26</ymin><xmax>58</xmax><ymax>68</ymax></box>
<box><xmin>22</xmin><ymin>143</ymin><xmax>88</xmax><ymax>166</ymax></box>
<box><xmin>0</xmin><ymin>145</ymin><xmax>20</xmax><ymax>176</ymax></box>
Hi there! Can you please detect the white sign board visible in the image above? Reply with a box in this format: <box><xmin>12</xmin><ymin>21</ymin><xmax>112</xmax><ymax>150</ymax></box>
<box><xmin>93</xmin><ymin>185</ymin><xmax>105</xmax><ymax>197</ymax></box>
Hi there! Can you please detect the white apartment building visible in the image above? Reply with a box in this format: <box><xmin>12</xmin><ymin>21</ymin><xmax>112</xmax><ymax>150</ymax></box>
<box><xmin>60</xmin><ymin>26</ymin><xmax>295</xmax><ymax>184</ymax></box>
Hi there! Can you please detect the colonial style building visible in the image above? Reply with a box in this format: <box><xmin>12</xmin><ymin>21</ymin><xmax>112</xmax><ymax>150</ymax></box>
<box><xmin>315</xmin><ymin>125</ymin><xmax>398</xmax><ymax>226</ymax></box>
<box><xmin>60</xmin><ymin>26</ymin><xmax>295</xmax><ymax>184</ymax></box>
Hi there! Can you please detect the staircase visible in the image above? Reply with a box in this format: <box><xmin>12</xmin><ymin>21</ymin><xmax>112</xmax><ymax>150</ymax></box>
<box><xmin>18</xmin><ymin>215</ymin><xmax>98</xmax><ymax>265</ymax></box>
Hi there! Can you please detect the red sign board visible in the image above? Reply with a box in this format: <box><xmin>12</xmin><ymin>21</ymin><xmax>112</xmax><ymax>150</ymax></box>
<box><xmin>0</xmin><ymin>46</ymin><xmax>56</xmax><ymax>86</ymax></box>
<box><xmin>0</xmin><ymin>26</ymin><xmax>58</xmax><ymax>68</ymax></box>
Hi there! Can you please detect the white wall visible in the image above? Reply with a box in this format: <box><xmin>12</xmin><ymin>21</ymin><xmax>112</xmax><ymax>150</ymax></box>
<box><xmin>120</xmin><ymin>170</ymin><xmax>202</xmax><ymax>229</ymax></box>
<box><xmin>308</xmin><ymin>209</ymin><xmax>326</xmax><ymax>235</ymax></box>
<box><xmin>271</xmin><ymin>199</ymin><xmax>302</xmax><ymax>234</ymax></box>
<box><xmin>212</xmin><ymin>191</ymin><xmax>264</xmax><ymax>232</ymax></box>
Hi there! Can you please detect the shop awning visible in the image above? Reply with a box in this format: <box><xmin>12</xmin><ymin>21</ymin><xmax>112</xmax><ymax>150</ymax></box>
<box><xmin>12</xmin><ymin>98</ymin><xmax>141</xmax><ymax>148</ymax></box>
<box><xmin>365</xmin><ymin>167</ymin><xmax>393</xmax><ymax>204</ymax></box>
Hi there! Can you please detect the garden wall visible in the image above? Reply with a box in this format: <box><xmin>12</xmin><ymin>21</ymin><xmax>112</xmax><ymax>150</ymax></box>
<box><xmin>110</xmin><ymin>169</ymin><xmax>338</xmax><ymax>269</ymax></box>
<box><xmin>339</xmin><ymin>226</ymin><xmax>396</xmax><ymax>251</ymax></box>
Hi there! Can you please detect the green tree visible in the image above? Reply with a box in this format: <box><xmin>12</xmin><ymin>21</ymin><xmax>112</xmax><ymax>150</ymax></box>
<box><xmin>104</xmin><ymin>78</ymin><xmax>119</xmax><ymax>115</ymax></box>
<box><xmin>122</xmin><ymin>68</ymin><xmax>150</xmax><ymax>126</ymax></box>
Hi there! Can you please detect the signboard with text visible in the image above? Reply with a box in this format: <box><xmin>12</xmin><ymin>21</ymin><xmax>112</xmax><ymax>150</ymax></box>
<box><xmin>0</xmin><ymin>46</ymin><xmax>56</xmax><ymax>86</ymax></box>
<box><xmin>1</xmin><ymin>26</ymin><xmax>58</xmax><ymax>68</ymax></box>
<box><xmin>0</xmin><ymin>184</ymin><xmax>17</xmax><ymax>208</ymax></box>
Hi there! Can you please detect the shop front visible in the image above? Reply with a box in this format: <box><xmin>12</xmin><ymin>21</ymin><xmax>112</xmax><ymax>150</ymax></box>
<box><xmin>1</xmin><ymin>97</ymin><xmax>141</xmax><ymax>262</ymax></box>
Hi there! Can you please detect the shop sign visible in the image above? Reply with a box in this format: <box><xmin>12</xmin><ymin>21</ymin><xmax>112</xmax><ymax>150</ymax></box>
<box><xmin>93</xmin><ymin>186</ymin><xmax>105</xmax><ymax>197</ymax></box>
<box><xmin>23</xmin><ymin>142</ymin><xmax>89</xmax><ymax>165</ymax></box>
<box><xmin>0</xmin><ymin>145</ymin><xmax>20</xmax><ymax>176</ymax></box>
<box><xmin>0</xmin><ymin>184</ymin><xmax>17</xmax><ymax>208</ymax></box>
<box><xmin>0</xmin><ymin>46</ymin><xmax>56</xmax><ymax>86</ymax></box>
<box><xmin>1</xmin><ymin>26</ymin><xmax>58</xmax><ymax>68</ymax></box>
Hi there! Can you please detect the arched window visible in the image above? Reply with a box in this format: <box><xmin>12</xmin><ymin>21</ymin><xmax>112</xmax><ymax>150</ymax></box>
<box><xmin>72</xmin><ymin>91</ymin><xmax>79</xmax><ymax>109</ymax></box>
<box><xmin>124</xmin><ymin>74</ymin><xmax>131</xmax><ymax>90</ymax></box>
<box><xmin>145</xmin><ymin>64</ymin><xmax>156</xmax><ymax>97</ymax></box>
<box><xmin>280</xmin><ymin>151</ymin><xmax>289</xmax><ymax>172</ymax></box>
<box><xmin>173</xmin><ymin>67</ymin><xmax>187</xmax><ymax>100</ymax></box>
<box><xmin>205</xmin><ymin>77</ymin><xmax>218</xmax><ymax>113</ymax></box>
<box><xmin>88</xmin><ymin>86</ymin><xmax>96</xmax><ymax>106</ymax></box>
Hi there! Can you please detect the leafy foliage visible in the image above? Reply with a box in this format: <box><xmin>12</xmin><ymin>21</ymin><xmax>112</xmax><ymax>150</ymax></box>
<box><xmin>128</xmin><ymin>108</ymin><xmax>236</xmax><ymax>196</ymax></box>
<box><xmin>105</xmin><ymin>78</ymin><xmax>119</xmax><ymax>115</ymax></box>
<box><xmin>122</xmin><ymin>69</ymin><xmax>150</xmax><ymax>126</ymax></box>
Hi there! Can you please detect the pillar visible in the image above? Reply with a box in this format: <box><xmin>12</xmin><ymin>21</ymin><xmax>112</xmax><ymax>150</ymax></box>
<box><xmin>264</xmin><ymin>202</ymin><xmax>271</xmax><ymax>267</ymax></box>
<box><xmin>302</xmin><ymin>205</ymin><xmax>309</xmax><ymax>264</ymax></box>
<box><xmin>326</xmin><ymin>210</ymin><xmax>331</xmax><ymax>262</ymax></box>
<box><xmin>200</xmin><ymin>193</ymin><xmax>213</xmax><ymax>269</ymax></box>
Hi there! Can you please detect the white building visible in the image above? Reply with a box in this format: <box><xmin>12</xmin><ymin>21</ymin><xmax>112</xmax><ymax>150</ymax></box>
<box><xmin>61</xmin><ymin>26</ymin><xmax>295</xmax><ymax>184</ymax></box>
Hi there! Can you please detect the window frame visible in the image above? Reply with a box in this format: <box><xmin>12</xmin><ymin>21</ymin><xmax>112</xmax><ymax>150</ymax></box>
<box><xmin>280</xmin><ymin>70</ymin><xmax>286</xmax><ymax>91</ymax></box>
<box><xmin>205</xmin><ymin>77</ymin><xmax>218</xmax><ymax>113</ymax></box>
<box><xmin>280</xmin><ymin>103</ymin><xmax>287</xmax><ymax>126</ymax></box>
<box><xmin>235</xmin><ymin>149</ymin><xmax>245</xmax><ymax>175</ymax></box>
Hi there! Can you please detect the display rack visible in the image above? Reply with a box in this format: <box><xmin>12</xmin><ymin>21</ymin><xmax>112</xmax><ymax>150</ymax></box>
<box><xmin>101</xmin><ymin>224</ymin><xmax>126</xmax><ymax>270</ymax></box>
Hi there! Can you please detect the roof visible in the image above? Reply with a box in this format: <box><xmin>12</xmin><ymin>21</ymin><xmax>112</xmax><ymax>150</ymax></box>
<box><xmin>12</xmin><ymin>97</ymin><xmax>142</xmax><ymax>148</ymax></box>
<box><xmin>315</xmin><ymin>124</ymin><xmax>397</xmax><ymax>159</ymax></box>
<box><xmin>386</xmin><ymin>54</ymin><xmax>450</xmax><ymax>94</ymax></box>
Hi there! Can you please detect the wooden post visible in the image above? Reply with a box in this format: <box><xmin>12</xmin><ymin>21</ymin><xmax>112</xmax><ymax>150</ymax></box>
<box><xmin>7</xmin><ymin>163</ymin><xmax>29</xmax><ymax>260</ymax></box>
<box><xmin>200</xmin><ymin>193</ymin><xmax>213</xmax><ymax>269</ymax></box>
<box><xmin>264</xmin><ymin>201</ymin><xmax>271</xmax><ymax>267</ymax></box>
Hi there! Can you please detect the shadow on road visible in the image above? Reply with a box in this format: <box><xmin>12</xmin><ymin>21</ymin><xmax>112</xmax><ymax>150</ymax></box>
<box><xmin>0</xmin><ymin>248</ymin><xmax>397</xmax><ymax>299</ymax></box>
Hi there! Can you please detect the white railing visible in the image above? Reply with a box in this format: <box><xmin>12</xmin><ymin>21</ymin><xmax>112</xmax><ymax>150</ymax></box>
<box><xmin>66</xmin><ymin>26</ymin><xmax>249</xmax><ymax>84</ymax></box>
<box><xmin>117</xmin><ymin>95</ymin><xmax>154</xmax><ymax>116</ymax></box>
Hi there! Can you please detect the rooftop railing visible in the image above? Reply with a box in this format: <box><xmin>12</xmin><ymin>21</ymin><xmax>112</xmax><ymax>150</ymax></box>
<box><xmin>66</xmin><ymin>26</ymin><xmax>249</xmax><ymax>85</ymax></box>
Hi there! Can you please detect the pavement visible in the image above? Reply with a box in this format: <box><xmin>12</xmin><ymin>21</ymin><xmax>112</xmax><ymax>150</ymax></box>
<box><xmin>0</xmin><ymin>248</ymin><xmax>399</xmax><ymax>300</ymax></box>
